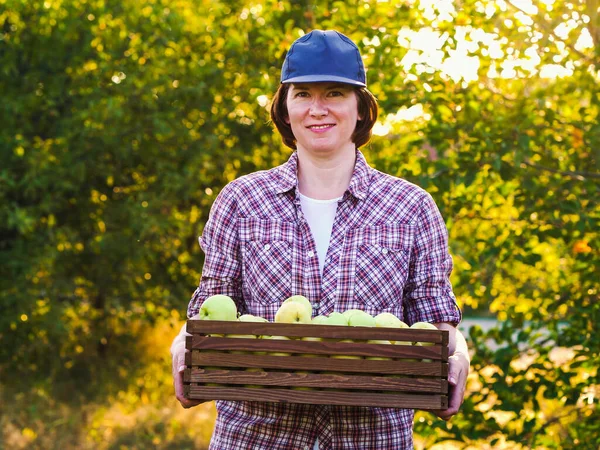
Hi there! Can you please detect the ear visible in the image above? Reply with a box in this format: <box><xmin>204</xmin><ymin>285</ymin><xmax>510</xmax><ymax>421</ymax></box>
<box><xmin>284</xmin><ymin>115</ymin><xmax>290</xmax><ymax>125</ymax></box>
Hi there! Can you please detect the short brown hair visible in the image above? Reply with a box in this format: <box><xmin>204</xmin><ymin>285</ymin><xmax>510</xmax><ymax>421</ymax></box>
<box><xmin>270</xmin><ymin>84</ymin><xmax>378</xmax><ymax>150</ymax></box>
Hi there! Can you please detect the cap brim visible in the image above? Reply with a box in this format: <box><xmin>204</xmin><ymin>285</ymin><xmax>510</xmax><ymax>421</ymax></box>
<box><xmin>282</xmin><ymin>74</ymin><xmax>366</xmax><ymax>87</ymax></box>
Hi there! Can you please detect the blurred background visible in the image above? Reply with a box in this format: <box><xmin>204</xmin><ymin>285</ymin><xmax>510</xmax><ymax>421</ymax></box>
<box><xmin>1</xmin><ymin>0</ymin><xmax>598</xmax><ymax>448</ymax></box>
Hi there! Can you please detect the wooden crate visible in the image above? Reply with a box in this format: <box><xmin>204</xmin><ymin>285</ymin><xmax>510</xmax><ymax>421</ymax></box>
<box><xmin>184</xmin><ymin>320</ymin><xmax>448</xmax><ymax>410</ymax></box>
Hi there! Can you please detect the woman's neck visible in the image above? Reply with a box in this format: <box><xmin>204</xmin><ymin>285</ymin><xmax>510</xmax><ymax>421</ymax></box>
<box><xmin>296</xmin><ymin>146</ymin><xmax>356</xmax><ymax>200</ymax></box>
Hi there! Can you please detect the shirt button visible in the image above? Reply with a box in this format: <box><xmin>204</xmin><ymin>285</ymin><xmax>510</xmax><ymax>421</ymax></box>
<box><xmin>264</xmin><ymin>244</ymin><xmax>271</xmax><ymax>251</ymax></box>
<box><xmin>307</xmin><ymin>251</ymin><xmax>315</xmax><ymax>258</ymax></box>
<box><xmin>382</xmin><ymin>248</ymin><xmax>389</xmax><ymax>255</ymax></box>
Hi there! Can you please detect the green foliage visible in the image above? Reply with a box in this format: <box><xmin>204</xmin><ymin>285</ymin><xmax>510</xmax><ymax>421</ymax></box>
<box><xmin>1</xmin><ymin>0</ymin><xmax>598</xmax><ymax>449</ymax></box>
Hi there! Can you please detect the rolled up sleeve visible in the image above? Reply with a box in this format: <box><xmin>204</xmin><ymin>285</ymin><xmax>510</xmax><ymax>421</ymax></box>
<box><xmin>402</xmin><ymin>192</ymin><xmax>462</xmax><ymax>326</ymax></box>
<box><xmin>187</xmin><ymin>183</ymin><xmax>245</xmax><ymax>317</ymax></box>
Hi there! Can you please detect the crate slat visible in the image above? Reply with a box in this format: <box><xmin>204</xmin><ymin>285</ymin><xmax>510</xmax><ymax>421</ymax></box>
<box><xmin>186</xmin><ymin>320</ymin><xmax>447</xmax><ymax>344</ymax></box>
<box><xmin>184</xmin><ymin>368</ymin><xmax>448</xmax><ymax>393</ymax></box>
<box><xmin>191</xmin><ymin>352</ymin><xmax>448</xmax><ymax>377</ymax></box>
<box><xmin>188</xmin><ymin>335</ymin><xmax>446</xmax><ymax>360</ymax></box>
<box><xmin>186</xmin><ymin>386</ymin><xmax>448</xmax><ymax>409</ymax></box>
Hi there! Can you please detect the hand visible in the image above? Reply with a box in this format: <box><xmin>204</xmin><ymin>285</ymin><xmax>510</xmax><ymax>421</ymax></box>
<box><xmin>433</xmin><ymin>351</ymin><xmax>469</xmax><ymax>421</ymax></box>
<box><xmin>172</xmin><ymin>341</ymin><xmax>207</xmax><ymax>409</ymax></box>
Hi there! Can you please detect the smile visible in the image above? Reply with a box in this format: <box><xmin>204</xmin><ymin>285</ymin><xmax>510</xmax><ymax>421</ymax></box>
<box><xmin>307</xmin><ymin>124</ymin><xmax>335</xmax><ymax>130</ymax></box>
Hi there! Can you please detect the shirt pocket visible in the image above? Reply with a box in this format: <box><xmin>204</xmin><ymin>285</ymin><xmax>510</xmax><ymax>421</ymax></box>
<box><xmin>239</xmin><ymin>217</ymin><xmax>295</xmax><ymax>308</ymax></box>
<box><xmin>354</xmin><ymin>223</ymin><xmax>415</xmax><ymax>311</ymax></box>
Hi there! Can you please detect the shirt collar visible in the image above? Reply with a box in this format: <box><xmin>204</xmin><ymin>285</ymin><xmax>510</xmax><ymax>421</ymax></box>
<box><xmin>274</xmin><ymin>151</ymin><xmax>299</xmax><ymax>194</ymax></box>
<box><xmin>347</xmin><ymin>149</ymin><xmax>371</xmax><ymax>200</ymax></box>
<box><xmin>274</xmin><ymin>149</ymin><xmax>372</xmax><ymax>200</ymax></box>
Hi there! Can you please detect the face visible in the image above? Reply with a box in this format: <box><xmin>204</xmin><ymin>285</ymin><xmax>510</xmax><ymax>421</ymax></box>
<box><xmin>285</xmin><ymin>82</ymin><xmax>360</xmax><ymax>155</ymax></box>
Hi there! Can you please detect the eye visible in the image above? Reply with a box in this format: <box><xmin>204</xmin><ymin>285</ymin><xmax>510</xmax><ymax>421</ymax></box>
<box><xmin>328</xmin><ymin>90</ymin><xmax>345</xmax><ymax>97</ymax></box>
<box><xmin>294</xmin><ymin>91</ymin><xmax>310</xmax><ymax>98</ymax></box>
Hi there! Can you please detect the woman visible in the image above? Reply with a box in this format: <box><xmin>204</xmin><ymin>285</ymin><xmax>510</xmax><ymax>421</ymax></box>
<box><xmin>171</xmin><ymin>30</ymin><xmax>470</xmax><ymax>449</ymax></box>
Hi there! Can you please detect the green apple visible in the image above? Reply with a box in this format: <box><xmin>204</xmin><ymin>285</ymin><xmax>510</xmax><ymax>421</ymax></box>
<box><xmin>311</xmin><ymin>315</ymin><xmax>328</xmax><ymax>325</ymax></box>
<box><xmin>313</xmin><ymin>313</ymin><xmax>347</xmax><ymax>344</ymax></box>
<box><xmin>410</xmin><ymin>321</ymin><xmax>438</xmax><ymax>330</ymax></box>
<box><xmin>325</xmin><ymin>312</ymin><xmax>348</xmax><ymax>326</ymax></box>
<box><xmin>192</xmin><ymin>296</ymin><xmax>238</xmax><ymax>378</ymax></box>
<box><xmin>275</xmin><ymin>301</ymin><xmax>312</xmax><ymax>324</ymax></box>
<box><xmin>374</xmin><ymin>312</ymin><xmax>408</xmax><ymax>329</ymax></box>
<box><xmin>283</xmin><ymin>295</ymin><xmax>313</xmax><ymax>317</ymax></box>
<box><xmin>198</xmin><ymin>294</ymin><xmax>238</xmax><ymax>321</ymax></box>
<box><xmin>190</xmin><ymin>311</ymin><xmax>227</xmax><ymax>337</ymax></box>
<box><xmin>238</xmin><ymin>314</ymin><xmax>268</xmax><ymax>323</ymax></box>
<box><xmin>347</xmin><ymin>310</ymin><xmax>376</xmax><ymax>328</ymax></box>
<box><xmin>234</xmin><ymin>314</ymin><xmax>268</xmax><ymax>339</ymax></box>
<box><xmin>191</xmin><ymin>312</ymin><xmax>224</xmax><ymax>335</ymax></box>
<box><xmin>374</xmin><ymin>312</ymin><xmax>408</xmax><ymax>344</ymax></box>
<box><xmin>367</xmin><ymin>339</ymin><xmax>392</xmax><ymax>345</ymax></box>
<box><xmin>341</xmin><ymin>309</ymin><xmax>364</xmax><ymax>321</ymax></box>
<box><xmin>410</xmin><ymin>321</ymin><xmax>438</xmax><ymax>346</ymax></box>
<box><xmin>283</xmin><ymin>295</ymin><xmax>312</xmax><ymax>306</ymax></box>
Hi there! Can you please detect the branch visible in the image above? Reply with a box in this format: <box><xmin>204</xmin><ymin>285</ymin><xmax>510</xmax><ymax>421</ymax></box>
<box><xmin>507</xmin><ymin>0</ymin><xmax>596</xmax><ymax>65</ymax></box>
<box><xmin>586</xmin><ymin>0</ymin><xmax>600</xmax><ymax>48</ymax></box>
<box><xmin>482</xmin><ymin>79</ymin><xmax>518</xmax><ymax>102</ymax></box>
<box><xmin>522</xmin><ymin>160</ymin><xmax>600</xmax><ymax>180</ymax></box>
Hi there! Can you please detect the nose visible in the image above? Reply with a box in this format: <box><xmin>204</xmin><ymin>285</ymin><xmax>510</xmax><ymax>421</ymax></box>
<box><xmin>309</xmin><ymin>97</ymin><xmax>328</xmax><ymax>117</ymax></box>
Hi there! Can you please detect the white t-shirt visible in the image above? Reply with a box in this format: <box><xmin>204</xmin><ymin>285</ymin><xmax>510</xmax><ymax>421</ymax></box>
<box><xmin>299</xmin><ymin>192</ymin><xmax>341</xmax><ymax>277</ymax></box>
<box><xmin>299</xmin><ymin>192</ymin><xmax>341</xmax><ymax>450</ymax></box>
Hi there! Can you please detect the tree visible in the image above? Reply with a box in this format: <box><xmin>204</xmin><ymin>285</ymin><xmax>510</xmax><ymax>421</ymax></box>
<box><xmin>0</xmin><ymin>0</ymin><xmax>597</xmax><ymax>448</ymax></box>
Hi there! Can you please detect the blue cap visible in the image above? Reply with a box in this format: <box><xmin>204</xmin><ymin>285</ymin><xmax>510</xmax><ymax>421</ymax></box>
<box><xmin>281</xmin><ymin>30</ymin><xmax>366</xmax><ymax>87</ymax></box>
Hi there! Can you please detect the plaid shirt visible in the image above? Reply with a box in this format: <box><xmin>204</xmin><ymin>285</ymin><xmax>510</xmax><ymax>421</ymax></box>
<box><xmin>188</xmin><ymin>150</ymin><xmax>461</xmax><ymax>450</ymax></box>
